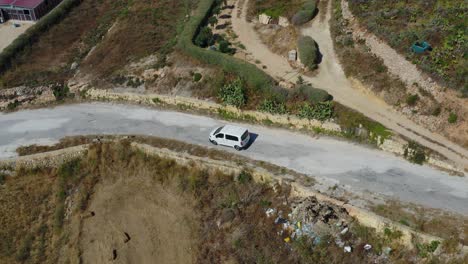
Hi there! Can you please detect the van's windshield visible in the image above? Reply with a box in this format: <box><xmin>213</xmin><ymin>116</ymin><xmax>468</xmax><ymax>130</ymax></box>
<box><xmin>241</xmin><ymin>130</ymin><xmax>249</xmax><ymax>140</ymax></box>
<box><xmin>214</xmin><ymin>126</ymin><xmax>224</xmax><ymax>134</ymax></box>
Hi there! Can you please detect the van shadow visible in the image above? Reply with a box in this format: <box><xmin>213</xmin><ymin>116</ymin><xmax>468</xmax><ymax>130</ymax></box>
<box><xmin>243</xmin><ymin>133</ymin><xmax>258</xmax><ymax>150</ymax></box>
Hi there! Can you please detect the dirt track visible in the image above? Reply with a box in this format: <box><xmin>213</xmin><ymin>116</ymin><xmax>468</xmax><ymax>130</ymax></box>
<box><xmin>231</xmin><ymin>0</ymin><xmax>468</xmax><ymax>170</ymax></box>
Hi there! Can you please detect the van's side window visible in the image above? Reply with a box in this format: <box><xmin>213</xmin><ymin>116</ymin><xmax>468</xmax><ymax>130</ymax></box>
<box><xmin>226</xmin><ymin>135</ymin><xmax>238</xmax><ymax>141</ymax></box>
<box><xmin>216</xmin><ymin>133</ymin><xmax>224</xmax><ymax>138</ymax></box>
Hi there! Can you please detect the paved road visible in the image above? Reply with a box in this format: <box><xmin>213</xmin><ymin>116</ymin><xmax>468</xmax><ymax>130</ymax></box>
<box><xmin>1</xmin><ymin>103</ymin><xmax>467</xmax><ymax>214</ymax></box>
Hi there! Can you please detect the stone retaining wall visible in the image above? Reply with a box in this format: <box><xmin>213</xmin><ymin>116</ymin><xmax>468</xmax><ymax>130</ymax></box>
<box><xmin>0</xmin><ymin>145</ymin><xmax>88</xmax><ymax>170</ymax></box>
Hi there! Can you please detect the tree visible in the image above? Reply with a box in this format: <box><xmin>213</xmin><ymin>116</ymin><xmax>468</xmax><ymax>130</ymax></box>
<box><xmin>194</xmin><ymin>27</ymin><xmax>214</xmax><ymax>47</ymax></box>
<box><xmin>208</xmin><ymin>16</ymin><xmax>218</xmax><ymax>26</ymax></box>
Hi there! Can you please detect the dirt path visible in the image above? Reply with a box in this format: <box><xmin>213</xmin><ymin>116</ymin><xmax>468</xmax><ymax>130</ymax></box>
<box><xmin>231</xmin><ymin>0</ymin><xmax>468</xmax><ymax>170</ymax></box>
<box><xmin>0</xmin><ymin>21</ymin><xmax>33</xmax><ymax>52</ymax></box>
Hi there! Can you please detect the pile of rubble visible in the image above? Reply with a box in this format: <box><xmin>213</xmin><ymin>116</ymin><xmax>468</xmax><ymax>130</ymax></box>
<box><xmin>266</xmin><ymin>196</ymin><xmax>389</xmax><ymax>256</ymax></box>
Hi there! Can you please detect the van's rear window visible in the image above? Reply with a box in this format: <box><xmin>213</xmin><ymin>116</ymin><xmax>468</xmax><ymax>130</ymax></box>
<box><xmin>241</xmin><ymin>130</ymin><xmax>249</xmax><ymax>140</ymax></box>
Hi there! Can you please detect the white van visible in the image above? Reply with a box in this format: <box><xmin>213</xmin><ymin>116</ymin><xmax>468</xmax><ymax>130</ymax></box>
<box><xmin>209</xmin><ymin>125</ymin><xmax>250</xmax><ymax>151</ymax></box>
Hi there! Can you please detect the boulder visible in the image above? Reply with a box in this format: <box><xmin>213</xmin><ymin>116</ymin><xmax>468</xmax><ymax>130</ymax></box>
<box><xmin>258</xmin><ymin>13</ymin><xmax>271</xmax><ymax>24</ymax></box>
<box><xmin>278</xmin><ymin>16</ymin><xmax>290</xmax><ymax>27</ymax></box>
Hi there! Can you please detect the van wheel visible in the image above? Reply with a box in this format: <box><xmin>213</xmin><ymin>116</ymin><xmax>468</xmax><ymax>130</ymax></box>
<box><xmin>234</xmin><ymin>145</ymin><xmax>241</xmax><ymax>151</ymax></box>
<box><xmin>211</xmin><ymin>140</ymin><xmax>218</xmax><ymax>145</ymax></box>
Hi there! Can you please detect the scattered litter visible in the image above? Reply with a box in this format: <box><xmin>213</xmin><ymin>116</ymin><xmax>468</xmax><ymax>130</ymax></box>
<box><xmin>340</xmin><ymin>227</ymin><xmax>349</xmax><ymax>235</ymax></box>
<box><xmin>313</xmin><ymin>236</ymin><xmax>321</xmax><ymax>245</ymax></box>
<box><xmin>265</xmin><ymin>208</ymin><xmax>276</xmax><ymax>217</ymax></box>
<box><xmin>344</xmin><ymin>246</ymin><xmax>352</xmax><ymax>253</ymax></box>
<box><xmin>274</xmin><ymin>217</ymin><xmax>287</xmax><ymax>225</ymax></box>
<box><xmin>335</xmin><ymin>238</ymin><xmax>345</xmax><ymax>248</ymax></box>
<box><xmin>383</xmin><ymin>247</ymin><xmax>392</xmax><ymax>255</ymax></box>
<box><xmin>364</xmin><ymin>244</ymin><xmax>372</xmax><ymax>251</ymax></box>
<box><xmin>284</xmin><ymin>237</ymin><xmax>291</xmax><ymax>243</ymax></box>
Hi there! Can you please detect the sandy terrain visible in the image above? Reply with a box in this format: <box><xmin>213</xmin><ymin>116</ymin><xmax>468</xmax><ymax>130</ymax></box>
<box><xmin>231</xmin><ymin>0</ymin><xmax>468</xmax><ymax>170</ymax></box>
<box><xmin>80</xmin><ymin>169</ymin><xmax>197</xmax><ymax>264</ymax></box>
<box><xmin>0</xmin><ymin>21</ymin><xmax>33</xmax><ymax>52</ymax></box>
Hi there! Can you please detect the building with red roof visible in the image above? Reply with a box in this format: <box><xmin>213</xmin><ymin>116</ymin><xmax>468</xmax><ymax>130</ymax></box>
<box><xmin>0</xmin><ymin>0</ymin><xmax>63</xmax><ymax>22</ymax></box>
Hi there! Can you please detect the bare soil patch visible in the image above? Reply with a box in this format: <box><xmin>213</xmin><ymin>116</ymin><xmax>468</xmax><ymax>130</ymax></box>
<box><xmin>0</xmin><ymin>21</ymin><xmax>33</xmax><ymax>52</ymax></box>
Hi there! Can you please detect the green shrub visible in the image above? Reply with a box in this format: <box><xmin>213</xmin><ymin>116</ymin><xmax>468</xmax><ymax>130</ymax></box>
<box><xmin>258</xmin><ymin>99</ymin><xmax>288</xmax><ymax>115</ymax></box>
<box><xmin>297</xmin><ymin>36</ymin><xmax>319</xmax><ymax>69</ymax></box>
<box><xmin>292</xmin><ymin>0</ymin><xmax>317</xmax><ymax>25</ymax></box>
<box><xmin>193</xmin><ymin>72</ymin><xmax>202</xmax><ymax>82</ymax></box>
<box><xmin>237</xmin><ymin>170</ymin><xmax>252</xmax><ymax>184</ymax></box>
<box><xmin>219</xmin><ymin>78</ymin><xmax>246</xmax><ymax>108</ymax></box>
<box><xmin>52</xmin><ymin>84</ymin><xmax>70</xmax><ymax>101</ymax></box>
<box><xmin>417</xmin><ymin>240</ymin><xmax>440</xmax><ymax>258</ymax></box>
<box><xmin>448</xmin><ymin>112</ymin><xmax>458</xmax><ymax>123</ymax></box>
<box><xmin>194</xmin><ymin>26</ymin><xmax>214</xmax><ymax>47</ymax></box>
<box><xmin>177</xmin><ymin>0</ymin><xmax>273</xmax><ymax>91</ymax></box>
<box><xmin>0</xmin><ymin>0</ymin><xmax>81</xmax><ymax>73</ymax></box>
<box><xmin>289</xmin><ymin>85</ymin><xmax>331</xmax><ymax>104</ymax></box>
<box><xmin>219</xmin><ymin>40</ymin><xmax>234</xmax><ymax>54</ymax></box>
<box><xmin>0</xmin><ymin>172</ymin><xmax>6</xmax><ymax>185</ymax></box>
<box><xmin>404</xmin><ymin>141</ymin><xmax>426</xmax><ymax>165</ymax></box>
<box><xmin>298</xmin><ymin>101</ymin><xmax>334</xmax><ymax>121</ymax></box>
<box><xmin>7</xmin><ymin>100</ymin><xmax>20</xmax><ymax>110</ymax></box>
<box><xmin>405</xmin><ymin>94</ymin><xmax>419</xmax><ymax>106</ymax></box>
<box><xmin>208</xmin><ymin>16</ymin><xmax>218</xmax><ymax>26</ymax></box>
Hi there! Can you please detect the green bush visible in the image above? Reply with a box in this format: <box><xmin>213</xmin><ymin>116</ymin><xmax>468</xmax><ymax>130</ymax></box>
<box><xmin>448</xmin><ymin>112</ymin><xmax>458</xmax><ymax>123</ymax></box>
<box><xmin>177</xmin><ymin>0</ymin><xmax>273</xmax><ymax>91</ymax></box>
<box><xmin>219</xmin><ymin>78</ymin><xmax>246</xmax><ymax>108</ymax></box>
<box><xmin>52</xmin><ymin>84</ymin><xmax>70</xmax><ymax>101</ymax></box>
<box><xmin>0</xmin><ymin>0</ymin><xmax>81</xmax><ymax>73</ymax></box>
<box><xmin>289</xmin><ymin>85</ymin><xmax>331</xmax><ymax>104</ymax></box>
<box><xmin>297</xmin><ymin>36</ymin><xmax>319</xmax><ymax>69</ymax></box>
<box><xmin>193</xmin><ymin>72</ymin><xmax>202</xmax><ymax>82</ymax></box>
<box><xmin>298</xmin><ymin>101</ymin><xmax>334</xmax><ymax>121</ymax></box>
<box><xmin>219</xmin><ymin>40</ymin><xmax>234</xmax><ymax>54</ymax></box>
<box><xmin>405</xmin><ymin>94</ymin><xmax>419</xmax><ymax>106</ymax></box>
<box><xmin>404</xmin><ymin>141</ymin><xmax>426</xmax><ymax>165</ymax></box>
<box><xmin>0</xmin><ymin>172</ymin><xmax>6</xmax><ymax>185</ymax></box>
<box><xmin>7</xmin><ymin>100</ymin><xmax>20</xmax><ymax>110</ymax></box>
<box><xmin>292</xmin><ymin>0</ymin><xmax>317</xmax><ymax>25</ymax></box>
<box><xmin>258</xmin><ymin>99</ymin><xmax>288</xmax><ymax>115</ymax></box>
<box><xmin>194</xmin><ymin>26</ymin><xmax>214</xmax><ymax>47</ymax></box>
<box><xmin>292</xmin><ymin>10</ymin><xmax>314</xmax><ymax>25</ymax></box>
<box><xmin>237</xmin><ymin>170</ymin><xmax>252</xmax><ymax>184</ymax></box>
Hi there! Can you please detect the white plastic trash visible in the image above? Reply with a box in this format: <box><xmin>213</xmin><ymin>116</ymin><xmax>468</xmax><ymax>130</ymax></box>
<box><xmin>364</xmin><ymin>244</ymin><xmax>372</xmax><ymax>250</ymax></box>
<box><xmin>344</xmin><ymin>246</ymin><xmax>352</xmax><ymax>253</ymax></box>
<box><xmin>340</xmin><ymin>227</ymin><xmax>349</xmax><ymax>235</ymax></box>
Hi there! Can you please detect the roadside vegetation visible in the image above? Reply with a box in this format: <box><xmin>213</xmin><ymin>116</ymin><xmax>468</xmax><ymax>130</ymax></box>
<box><xmin>330</xmin><ymin>0</ymin><xmax>407</xmax><ymax>106</ymax></box>
<box><xmin>348</xmin><ymin>0</ymin><xmax>468</xmax><ymax>97</ymax></box>
<box><xmin>372</xmin><ymin>200</ymin><xmax>468</xmax><ymax>247</ymax></box>
<box><xmin>247</xmin><ymin>0</ymin><xmax>305</xmax><ymax>20</ymax></box>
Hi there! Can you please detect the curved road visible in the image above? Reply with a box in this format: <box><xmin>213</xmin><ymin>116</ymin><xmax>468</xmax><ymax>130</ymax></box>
<box><xmin>230</xmin><ymin>0</ymin><xmax>468</xmax><ymax>170</ymax></box>
<box><xmin>1</xmin><ymin>103</ymin><xmax>467</xmax><ymax>214</ymax></box>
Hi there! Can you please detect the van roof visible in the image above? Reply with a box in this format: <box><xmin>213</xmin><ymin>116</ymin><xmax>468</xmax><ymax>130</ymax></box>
<box><xmin>221</xmin><ymin>125</ymin><xmax>248</xmax><ymax>136</ymax></box>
